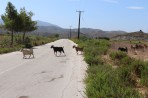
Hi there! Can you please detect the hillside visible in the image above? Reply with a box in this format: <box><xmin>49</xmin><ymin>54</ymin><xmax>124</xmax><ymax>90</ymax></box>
<box><xmin>111</xmin><ymin>30</ymin><xmax>148</xmax><ymax>40</ymax></box>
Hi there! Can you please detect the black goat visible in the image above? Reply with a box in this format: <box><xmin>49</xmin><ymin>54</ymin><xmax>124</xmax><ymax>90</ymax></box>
<box><xmin>118</xmin><ymin>47</ymin><xmax>128</xmax><ymax>53</ymax></box>
<box><xmin>51</xmin><ymin>45</ymin><xmax>65</xmax><ymax>56</ymax></box>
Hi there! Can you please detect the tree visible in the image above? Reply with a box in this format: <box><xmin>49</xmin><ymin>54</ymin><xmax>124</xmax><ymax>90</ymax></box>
<box><xmin>55</xmin><ymin>34</ymin><xmax>59</xmax><ymax>38</ymax></box>
<box><xmin>1</xmin><ymin>2</ymin><xmax>18</xmax><ymax>46</ymax></box>
<box><xmin>1</xmin><ymin>2</ymin><xmax>37</xmax><ymax>45</ymax></box>
<box><xmin>19</xmin><ymin>8</ymin><xmax>37</xmax><ymax>43</ymax></box>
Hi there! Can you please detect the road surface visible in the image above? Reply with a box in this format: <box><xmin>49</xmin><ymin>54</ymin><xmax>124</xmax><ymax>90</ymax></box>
<box><xmin>0</xmin><ymin>39</ymin><xmax>87</xmax><ymax>98</ymax></box>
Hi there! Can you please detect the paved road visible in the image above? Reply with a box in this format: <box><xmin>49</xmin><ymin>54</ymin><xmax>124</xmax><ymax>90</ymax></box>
<box><xmin>0</xmin><ymin>39</ymin><xmax>87</xmax><ymax>98</ymax></box>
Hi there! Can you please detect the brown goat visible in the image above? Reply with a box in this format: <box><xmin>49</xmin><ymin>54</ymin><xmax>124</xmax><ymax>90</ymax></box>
<box><xmin>144</xmin><ymin>44</ymin><xmax>148</xmax><ymax>48</ymax></box>
<box><xmin>135</xmin><ymin>44</ymin><xmax>145</xmax><ymax>52</ymax></box>
<box><xmin>131</xmin><ymin>45</ymin><xmax>136</xmax><ymax>51</ymax></box>
<box><xmin>73</xmin><ymin>45</ymin><xmax>83</xmax><ymax>54</ymax></box>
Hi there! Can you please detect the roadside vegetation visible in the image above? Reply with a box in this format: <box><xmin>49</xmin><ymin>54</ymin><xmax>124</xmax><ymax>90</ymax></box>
<box><xmin>0</xmin><ymin>2</ymin><xmax>58</xmax><ymax>54</ymax></box>
<box><xmin>75</xmin><ymin>37</ymin><xmax>148</xmax><ymax>98</ymax></box>
<box><xmin>0</xmin><ymin>34</ymin><xmax>57</xmax><ymax>54</ymax></box>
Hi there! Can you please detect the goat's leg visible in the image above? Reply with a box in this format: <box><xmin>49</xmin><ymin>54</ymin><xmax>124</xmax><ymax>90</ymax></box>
<box><xmin>29</xmin><ymin>54</ymin><xmax>31</xmax><ymax>58</ymax></box>
<box><xmin>54</xmin><ymin>51</ymin><xmax>56</xmax><ymax>55</ymax></box>
<box><xmin>76</xmin><ymin>50</ymin><xmax>78</xmax><ymax>54</ymax></box>
<box><xmin>32</xmin><ymin>54</ymin><xmax>34</xmax><ymax>58</ymax></box>
<box><xmin>54</xmin><ymin>51</ymin><xmax>58</xmax><ymax>55</ymax></box>
<box><xmin>62</xmin><ymin>51</ymin><xmax>66</xmax><ymax>55</ymax></box>
<box><xmin>23</xmin><ymin>54</ymin><xmax>26</xmax><ymax>59</ymax></box>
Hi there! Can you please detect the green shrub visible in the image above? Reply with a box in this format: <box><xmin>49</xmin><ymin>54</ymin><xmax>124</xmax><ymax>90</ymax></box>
<box><xmin>131</xmin><ymin>60</ymin><xmax>143</xmax><ymax>77</ymax></box>
<box><xmin>85</xmin><ymin>55</ymin><xmax>103</xmax><ymax>66</ymax></box>
<box><xmin>117</xmin><ymin>66</ymin><xmax>137</xmax><ymax>87</ymax></box>
<box><xmin>85</xmin><ymin>64</ymin><xmax>142</xmax><ymax>98</ymax></box>
<box><xmin>110</xmin><ymin>51</ymin><xmax>127</xmax><ymax>60</ymax></box>
<box><xmin>131</xmin><ymin>60</ymin><xmax>148</xmax><ymax>87</ymax></box>
<box><xmin>0</xmin><ymin>47</ymin><xmax>19</xmax><ymax>54</ymax></box>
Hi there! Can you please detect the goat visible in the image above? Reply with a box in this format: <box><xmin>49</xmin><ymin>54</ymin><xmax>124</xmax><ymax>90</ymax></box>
<box><xmin>144</xmin><ymin>44</ymin><xmax>148</xmax><ymax>48</ymax></box>
<box><xmin>20</xmin><ymin>48</ymin><xmax>34</xmax><ymax>59</ymax></box>
<box><xmin>51</xmin><ymin>45</ymin><xmax>65</xmax><ymax>56</ymax></box>
<box><xmin>131</xmin><ymin>45</ymin><xmax>136</xmax><ymax>51</ymax></box>
<box><xmin>73</xmin><ymin>45</ymin><xmax>83</xmax><ymax>54</ymax></box>
<box><xmin>118</xmin><ymin>47</ymin><xmax>128</xmax><ymax>53</ymax></box>
<box><xmin>135</xmin><ymin>44</ymin><xmax>145</xmax><ymax>52</ymax></box>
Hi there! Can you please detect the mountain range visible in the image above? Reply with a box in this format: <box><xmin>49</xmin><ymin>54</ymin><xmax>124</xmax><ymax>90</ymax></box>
<box><xmin>0</xmin><ymin>19</ymin><xmax>127</xmax><ymax>38</ymax></box>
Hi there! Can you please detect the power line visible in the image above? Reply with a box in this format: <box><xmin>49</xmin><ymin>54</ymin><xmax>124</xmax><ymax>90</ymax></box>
<box><xmin>76</xmin><ymin>10</ymin><xmax>84</xmax><ymax>39</ymax></box>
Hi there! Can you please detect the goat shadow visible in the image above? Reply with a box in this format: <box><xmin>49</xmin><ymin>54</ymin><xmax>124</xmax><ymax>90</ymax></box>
<box><xmin>76</xmin><ymin>52</ymin><xmax>83</xmax><ymax>55</ymax></box>
<box><xmin>55</xmin><ymin>54</ymin><xmax>66</xmax><ymax>57</ymax></box>
<box><xmin>32</xmin><ymin>47</ymin><xmax>38</xmax><ymax>49</ymax></box>
<box><xmin>77</xmin><ymin>53</ymin><xmax>83</xmax><ymax>55</ymax></box>
<box><xmin>23</xmin><ymin>57</ymin><xmax>35</xmax><ymax>59</ymax></box>
<box><xmin>19</xmin><ymin>96</ymin><xmax>29</xmax><ymax>98</ymax></box>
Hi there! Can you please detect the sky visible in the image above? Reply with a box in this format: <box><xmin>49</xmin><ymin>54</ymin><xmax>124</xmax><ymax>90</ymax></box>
<box><xmin>0</xmin><ymin>0</ymin><xmax>148</xmax><ymax>32</ymax></box>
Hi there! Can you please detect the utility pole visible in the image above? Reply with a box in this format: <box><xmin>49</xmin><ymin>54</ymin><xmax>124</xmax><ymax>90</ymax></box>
<box><xmin>76</xmin><ymin>10</ymin><xmax>84</xmax><ymax>39</ymax></box>
<box><xmin>70</xmin><ymin>26</ymin><xmax>72</xmax><ymax>39</ymax></box>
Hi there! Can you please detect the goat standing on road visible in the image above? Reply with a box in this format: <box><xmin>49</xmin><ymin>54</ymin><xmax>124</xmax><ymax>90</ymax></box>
<box><xmin>20</xmin><ymin>48</ymin><xmax>34</xmax><ymax>59</ymax></box>
<box><xmin>73</xmin><ymin>45</ymin><xmax>83</xmax><ymax>54</ymax></box>
<box><xmin>51</xmin><ymin>45</ymin><xmax>65</xmax><ymax>56</ymax></box>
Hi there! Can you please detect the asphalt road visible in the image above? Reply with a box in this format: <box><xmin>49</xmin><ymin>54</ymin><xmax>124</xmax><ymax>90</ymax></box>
<box><xmin>0</xmin><ymin>39</ymin><xmax>87</xmax><ymax>98</ymax></box>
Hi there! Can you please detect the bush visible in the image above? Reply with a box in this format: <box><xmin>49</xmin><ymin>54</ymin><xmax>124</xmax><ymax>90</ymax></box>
<box><xmin>131</xmin><ymin>60</ymin><xmax>148</xmax><ymax>87</ymax></box>
<box><xmin>24</xmin><ymin>43</ymin><xmax>33</xmax><ymax>48</ymax></box>
<box><xmin>0</xmin><ymin>47</ymin><xmax>18</xmax><ymax>54</ymax></box>
<box><xmin>0</xmin><ymin>37</ymin><xmax>11</xmax><ymax>47</ymax></box>
<box><xmin>110</xmin><ymin>51</ymin><xmax>127</xmax><ymax>60</ymax></box>
<box><xmin>85</xmin><ymin>55</ymin><xmax>103</xmax><ymax>65</ymax></box>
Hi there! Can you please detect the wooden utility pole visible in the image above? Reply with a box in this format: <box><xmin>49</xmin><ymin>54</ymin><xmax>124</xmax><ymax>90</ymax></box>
<box><xmin>76</xmin><ymin>11</ymin><xmax>84</xmax><ymax>39</ymax></box>
<box><xmin>70</xmin><ymin>26</ymin><xmax>72</xmax><ymax>39</ymax></box>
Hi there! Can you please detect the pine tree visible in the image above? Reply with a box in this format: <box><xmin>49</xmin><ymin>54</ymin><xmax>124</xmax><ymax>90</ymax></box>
<box><xmin>1</xmin><ymin>2</ymin><xmax>18</xmax><ymax>46</ymax></box>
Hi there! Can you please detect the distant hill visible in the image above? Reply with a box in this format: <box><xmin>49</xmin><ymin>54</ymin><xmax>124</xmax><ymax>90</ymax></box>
<box><xmin>111</xmin><ymin>30</ymin><xmax>148</xmax><ymax>41</ymax></box>
<box><xmin>0</xmin><ymin>19</ymin><xmax>127</xmax><ymax>38</ymax></box>
<box><xmin>36</xmin><ymin>20</ymin><xmax>61</xmax><ymax>27</ymax></box>
<box><xmin>0</xmin><ymin>19</ymin><xmax>3</xmax><ymax>24</ymax></box>
<box><xmin>64</xmin><ymin>28</ymin><xmax>127</xmax><ymax>38</ymax></box>
<box><xmin>35</xmin><ymin>20</ymin><xmax>64</xmax><ymax>34</ymax></box>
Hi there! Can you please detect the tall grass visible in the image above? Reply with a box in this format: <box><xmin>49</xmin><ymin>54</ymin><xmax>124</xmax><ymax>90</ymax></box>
<box><xmin>0</xmin><ymin>34</ymin><xmax>57</xmax><ymax>54</ymax></box>
<box><xmin>75</xmin><ymin>38</ymin><xmax>147</xmax><ymax>98</ymax></box>
<box><xmin>110</xmin><ymin>52</ymin><xmax>148</xmax><ymax>87</ymax></box>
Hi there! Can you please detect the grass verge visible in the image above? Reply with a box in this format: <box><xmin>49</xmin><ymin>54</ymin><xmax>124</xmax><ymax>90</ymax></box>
<box><xmin>75</xmin><ymin>38</ymin><xmax>147</xmax><ymax>98</ymax></box>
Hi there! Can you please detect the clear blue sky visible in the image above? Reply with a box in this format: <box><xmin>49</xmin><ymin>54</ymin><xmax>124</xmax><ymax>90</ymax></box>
<box><xmin>0</xmin><ymin>0</ymin><xmax>148</xmax><ymax>32</ymax></box>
